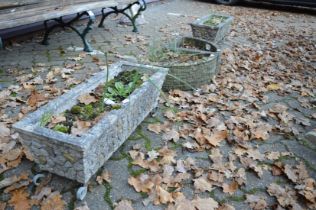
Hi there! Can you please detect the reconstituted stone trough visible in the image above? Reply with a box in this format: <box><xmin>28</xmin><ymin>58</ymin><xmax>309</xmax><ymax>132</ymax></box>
<box><xmin>13</xmin><ymin>61</ymin><xmax>168</xmax><ymax>184</ymax></box>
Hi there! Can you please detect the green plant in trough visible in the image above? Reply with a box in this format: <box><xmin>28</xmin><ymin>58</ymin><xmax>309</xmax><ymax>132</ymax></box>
<box><xmin>203</xmin><ymin>15</ymin><xmax>228</xmax><ymax>26</ymax></box>
<box><xmin>40</xmin><ymin>112</ymin><xmax>52</xmax><ymax>126</ymax></box>
<box><xmin>104</xmin><ymin>70</ymin><xmax>142</xmax><ymax>102</ymax></box>
<box><xmin>53</xmin><ymin>124</ymin><xmax>69</xmax><ymax>133</ymax></box>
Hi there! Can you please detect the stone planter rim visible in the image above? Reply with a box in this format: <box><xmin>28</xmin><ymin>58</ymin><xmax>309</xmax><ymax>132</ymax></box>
<box><xmin>190</xmin><ymin>13</ymin><xmax>234</xmax><ymax>29</ymax></box>
<box><xmin>13</xmin><ymin>61</ymin><xmax>168</xmax><ymax>151</ymax></box>
<box><xmin>157</xmin><ymin>52</ymin><xmax>219</xmax><ymax>68</ymax></box>
<box><xmin>167</xmin><ymin>36</ymin><xmax>219</xmax><ymax>55</ymax></box>
<box><xmin>153</xmin><ymin>51</ymin><xmax>219</xmax><ymax>68</ymax></box>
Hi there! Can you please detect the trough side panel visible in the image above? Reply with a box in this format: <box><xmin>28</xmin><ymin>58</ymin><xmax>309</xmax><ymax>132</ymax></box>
<box><xmin>82</xmin><ymin>72</ymin><xmax>165</xmax><ymax>183</ymax></box>
<box><xmin>19</xmin><ymin>132</ymin><xmax>85</xmax><ymax>183</ymax></box>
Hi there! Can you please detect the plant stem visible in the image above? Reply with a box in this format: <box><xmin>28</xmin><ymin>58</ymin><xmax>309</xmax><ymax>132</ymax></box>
<box><xmin>105</xmin><ymin>52</ymin><xmax>109</xmax><ymax>84</ymax></box>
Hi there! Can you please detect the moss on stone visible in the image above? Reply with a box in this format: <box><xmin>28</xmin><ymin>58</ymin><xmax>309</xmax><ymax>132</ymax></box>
<box><xmin>70</xmin><ymin>105</ymin><xmax>82</xmax><ymax>114</ymax></box>
<box><xmin>103</xmin><ymin>182</ymin><xmax>114</xmax><ymax>210</ymax></box>
<box><xmin>53</xmin><ymin>124</ymin><xmax>69</xmax><ymax>133</ymax></box>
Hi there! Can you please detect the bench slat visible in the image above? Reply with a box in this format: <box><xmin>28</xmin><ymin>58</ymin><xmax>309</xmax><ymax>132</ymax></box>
<box><xmin>0</xmin><ymin>1</ymin><xmax>118</xmax><ymax>30</ymax></box>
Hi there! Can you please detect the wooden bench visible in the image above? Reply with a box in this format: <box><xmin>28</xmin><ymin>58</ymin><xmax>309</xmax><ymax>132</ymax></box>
<box><xmin>0</xmin><ymin>0</ymin><xmax>147</xmax><ymax>52</ymax></box>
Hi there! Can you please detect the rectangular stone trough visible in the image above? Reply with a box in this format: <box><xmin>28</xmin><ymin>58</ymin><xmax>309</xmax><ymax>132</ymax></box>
<box><xmin>190</xmin><ymin>14</ymin><xmax>234</xmax><ymax>43</ymax></box>
<box><xmin>13</xmin><ymin>62</ymin><xmax>168</xmax><ymax>184</ymax></box>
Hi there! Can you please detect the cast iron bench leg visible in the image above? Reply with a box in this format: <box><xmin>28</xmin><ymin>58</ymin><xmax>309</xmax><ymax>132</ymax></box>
<box><xmin>0</xmin><ymin>37</ymin><xmax>3</xmax><ymax>50</ymax></box>
<box><xmin>98</xmin><ymin>0</ymin><xmax>147</xmax><ymax>33</ymax></box>
<box><xmin>42</xmin><ymin>10</ymin><xmax>96</xmax><ymax>52</ymax></box>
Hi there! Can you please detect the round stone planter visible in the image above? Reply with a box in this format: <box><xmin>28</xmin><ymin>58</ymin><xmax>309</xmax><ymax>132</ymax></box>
<box><xmin>13</xmin><ymin>61</ymin><xmax>168</xmax><ymax>184</ymax></box>
<box><xmin>161</xmin><ymin>37</ymin><xmax>220</xmax><ymax>91</ymax></box>
<box><xmin>190</xmin><ymin>14</ymin><xmax>233</xmax><ymax>43</ymax></box>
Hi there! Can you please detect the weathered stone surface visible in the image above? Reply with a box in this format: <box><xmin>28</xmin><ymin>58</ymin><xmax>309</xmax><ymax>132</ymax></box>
<box><xmin>306</xmin><ymin>129</ymin><xmax>316</xmax><ymax>144</ymax></box>
<box><xmin>13</xmin><ymin>61</ymin><xmax>168</xmax><ymax>184</ymax></box>
<box><xmin>190</xmin><ymin>14</ymin><xmax>234</xmax><ymax>43</ymax></box>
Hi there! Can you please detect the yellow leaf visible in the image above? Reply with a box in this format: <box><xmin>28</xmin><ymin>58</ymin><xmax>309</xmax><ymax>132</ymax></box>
<box><xmin>267</xmin><ymin>83</ymin><xmax>280</xmax><ymax>91</ymax></box>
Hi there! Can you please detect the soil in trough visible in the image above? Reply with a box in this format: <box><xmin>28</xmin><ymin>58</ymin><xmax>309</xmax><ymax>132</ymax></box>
<box><xmin>41</xmin><ymin>70</ymin><xmax>144</xmax><ymax>136</ymax></box>
<box><xmin>203</xmin><ymin>15</ymin><xmax>228</xmax><ymax>27</ymax></box>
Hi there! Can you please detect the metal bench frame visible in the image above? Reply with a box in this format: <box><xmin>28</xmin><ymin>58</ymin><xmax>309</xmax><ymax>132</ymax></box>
<box><xmin>99</xmin><ymin>0</ymin><xmax>146</xmax><ymax>33</ymax></box>
<box><xmin>42</xmin><ymin>11</ymin><xmax>96</xmax><ymax>52</ymax></box>
<box><xmin>0</xmin><ymin>0</ymin><xmax>147</xmax><ymax>52</ymax></box>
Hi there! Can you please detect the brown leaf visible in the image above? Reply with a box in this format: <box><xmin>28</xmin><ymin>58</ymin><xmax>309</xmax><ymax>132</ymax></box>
<box><xmin>246</xmin><ymin>194</ymin><xmax>267</xmax><ymax>210</ymax></box>
<box><xmin>154</xmin><ymin>186</ymin><xmax>174</xmax><ymax>205</ymax></box>
<box><xmin>128</xmin><ymin>175</ymin><xmax>154</xmax><ymax>193</ymax></box>
<box><xmin>0</xmin><ymin>202</ymin><xmax>6</xmax><ymax>210</ymax></box>
<box><xmin>162</xmin><ymin>130</ymin><xmax>180</xmax><ymax>142</ymax></box>
<box><xmin>193</xmin><ymin>176</ymin><xmax>214</xmax><ymax>193</ymax></box>
<box><xmin>191</xmin><ymin>197</ymin><xmax>218</xmax><ymax>210</ymax></box>
<box><xmin>251</xmin><ymin>123</ymin><xmax>272</xmax><ymax>140</ymax></box>
<box><xmin>96</xmin><ymin>170</ymin><xmax>111</xmax><ymax>184</ymax></box>
<box><xmin>269</xmin><ymin>103</ymin><xmax>288</xmax><ymax>114</ymax></box>
<box><xmin>40</xmin><ymin>191</ymin><xmax>65</xmax><ymax>210</ymax></box>
<box><xmin>50</xmin><ymin>115</ymin><xmax>66</xmax><ymax>125</ymax></box>
<box><xmin>234</xmin><ymin>168</ymin><xmax>246</xmax><ymax>185</ymax></box>
<box><xmin>114</xmin><ymin>200</ymin><xmax>134</xmax><ymax>210</ymax></box>
<box><xmin>164</xmin><ymin>110</ymin><xmax>176</xmax><ymax>120</ymax></box>
<box><xmin>205</xmin><ymin>130</ymin><xmax>227</xmax><ymax>147</ymax></box>
<box><xmin>246</xmin><ymin>149</ymin><xmax>265</xmax><ymax>161</ymax></box>
<box><xmin>71</xmin><ymin>120</ymin><xmax>91</xmax><ymax>136</ymax></box>
<box><xmin>148</xmin><ymin>123</ymin><xmax>162</xmax><ymax>134</ymax></box>
<box><xmin>78</xmin><ymin>93</ymin><xmax>98</xmax><ymax>105</ymax></box>
<box><xmin>158</xmin><ymin>147</ymin><xmax>176</xmax><ymax>165</ymax></box>
<box><xmin>0</xmin><ymin>122</ymin><xmax>10</xmax><ymax>138</ymax></box>
<box><xmin>267</xmin><ymin>183</ymin><xmax>301</xmax><ymax>208</ymax></box>
<box><xmin>239</xmin><ymin>156</ymin><xmax>263</xmax><ymax>178</ymax></box>
<box><xmin>222</xmin><ymin>181</ymin><xmax>239</xmax><ymax>195</ymax></box>
<box><xmin>27</xmin><ymin>90</ymin><xmax>46</xmax><ymax>107</ymax></box>
<box><xmin>208</xmin><ymin>170</ymin><xmax>224</xmax><ymax>184</ymax></box>
<box><xmin>217</xmin><ymin>204</ymin><xmax>235</xmax><ymax>210</ymax></box>
<box><xmin>8</xmin><ymin>188</ymin><xmax>31</xmax><ymax>210</ymax></box>
<box><xmin>284</xmin><ymin>164</ymin><xmax>297</xmax><ymax>183</ymax></box>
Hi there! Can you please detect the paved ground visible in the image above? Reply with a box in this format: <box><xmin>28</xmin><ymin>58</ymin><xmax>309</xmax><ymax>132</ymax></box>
<box><xmin>0</xmin><ymin>0</ymin><xmax>315</xmax><ymax>209</ymax></box>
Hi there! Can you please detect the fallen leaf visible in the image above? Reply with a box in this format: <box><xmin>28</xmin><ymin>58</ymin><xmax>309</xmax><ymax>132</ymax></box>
<box><xmin>193</xmin><ymin>176</ymin><xmax>214</xmax><ymax>193</ymax></box>
<box><xmin>27</xmin><ymin>90</ymin><xmax>46</xmax><ymax>107</ymax></box>
<box><xmin>154</xmin><ymin>186</ymin><xmax>174</xmax><ymax>205</ymax></box>
<box><xmin>205</xmin><ymin>130</ymin><xmax>228</xmax><ymax>147</ymax></box>
<box><xmin>251</xmin><ymin>123</ymin><xmax>272</xmax><ymax>140</ymax></box>
<box><xmin>148</xmin><ymin>123</ymin><xmax>162</xmax><ymax>134</ymax></box>
<box><xmin>267</xmin><ymin>83</ymin><xmax>281</xmax><ymax>91</ymax></box>
<box><xmin>40</xmin><ymin>191</ymin><xmax>65</xmax><ymax>210</ymax></box>
<box><xmin>162</xmin><ymin>130</ymin><xmax>180</xmax><ymax>142</ymax></box>
<box><xmin>8</xmin><ymin>188</ymin><xmax>31</xmax><ymax>210</ymax></box>
<box><xmin>158</xmin><ymin>147</ymin><xmax>176</xmax><ymax>165</ymax></box>
<box><xmin>114</xmin><ymin>200</ymin><xmax>134</xmax><ymax>210</ymax></box>
<box><xmin>128</xmin><ymin>175</ymin><xmax>154</xmax><ymax>193</ymax></box>
<box><xmin>78</xmin><ymin>93</ymin><xmax>98</xmax><ymax>105</ymax></box>
<box><xmin>222</xmin><ymin>181</ymin><xmax>239</xmax><ymax>195</ymax></box>
<box><xmin>217</xmin><ymin>204</ymin><xmax>235</xmax><ymax>210</ymax></box>
<box><xmin>267</xmin><ymin>183</ymin><xmax>301</xmax><ymax>208</ymax></box>
<box><xmin>246</xmin><ymin>194</ymin><xmax>267</xmax><ymax>210</ymax></box>
<box><xmin>50</xmin><ymin>115</ymin><xmax>66</xmax><ymax>125</ymax></box>
<box><xmin>191</xmin><ymin>197</ymin><xmax>218</xmax><ymax>210</ymax></box>
<box><xmin>246</xmin><ymin>149</ymin><xmax>265</xmax><ymax>161</ymax></box>
<box><xmin>0</xmin><ymin>122</ymin><xmax>10</xmax><ymax>138</ymax></box>
<box><xmin>96</xmin><ymin>170</ymin><xmax>111</xmax><ymax>184</ymax></box>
